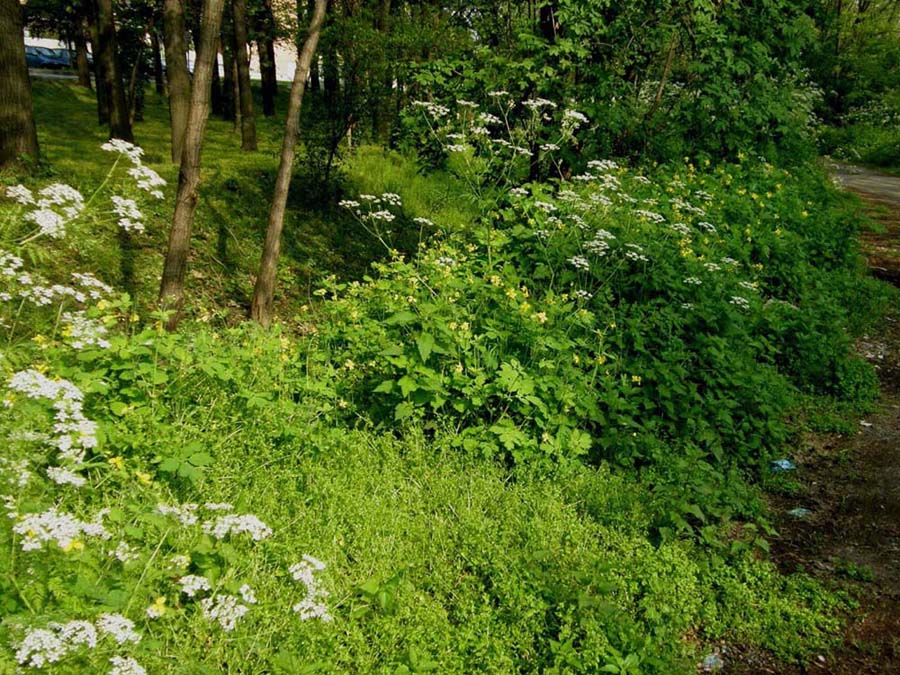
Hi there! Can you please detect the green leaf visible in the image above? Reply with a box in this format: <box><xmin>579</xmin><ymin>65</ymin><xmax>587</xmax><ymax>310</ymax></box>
<box><xmin>384</xmin><ymin>311</ymin><xmax>417</xmax><ymax>326</ymax></box>
<box><xmin>416</xmin><ymin>333</ymin><xmax>435</xmax><ymax>363</ymax></box>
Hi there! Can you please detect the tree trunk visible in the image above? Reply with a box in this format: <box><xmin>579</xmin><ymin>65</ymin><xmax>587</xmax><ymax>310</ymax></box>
<box><xmin>257</xmin><ymin>0</ymin><xmax>277</xmax><ymax>116</ymax></box>
<box><xmin>127</xmin><ymin>44</ymin><xmax>143</xmax><ymax>126</ymax></box>
<box><xmin>87</xmin><ymin>9</ymin><xmax>110</xmax><ymax>124</ymax></box>
<box><xmin>371</xmin><ymin>0</ymin><xmax>392</xmax><ymax>141</ymax></box>
<box><xmin>220</xmin><ymin>9</ymin><xmax>236</xmax><ymax>121</ymax></box>
<box><xmin>150</xmin><ymin>27</ymin><xmax>164</xmax><ymax>94</ymax></box>
<box><xmin>0</xmin><ymin>0</ymin><xmax>39</xmax><ymax>168</ymax></box>
<box><xmin>231</xmin><ymin>0</ymin><xmax>257</xmax><ymax>150</ymax></box>
<box><xmin>74</xmin><ymin>19</ymin><xmax>93</xmax><ymax>89</ymax></box>
<box><xmin>163</xmin><ymin>0</ymin><xmax>191</xmax><ymax>162</ymax></box>
<box><xmin>95</xmin><ymin>0</ymin><xmax>133</xmax><ymax>141</ymax></box>
<box><xmin>259</xmin><ymin>37</ymin><xmax>277</xmax><ymax>116</ymax></box>
<box><xmin>159</xmin><ymin>0</ymin><xmax>226</xmax><ymax>328</ymax></box>
<box><xmin>250</xmin><ymin>0</ymin><xmax>327</xmax><ymax>327</ymax></box>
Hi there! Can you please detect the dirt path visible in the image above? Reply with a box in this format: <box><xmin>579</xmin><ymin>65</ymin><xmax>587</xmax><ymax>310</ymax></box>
<box><xmin>730</xmin><ymin>164</ymin><xmax>900</xmax><ymax>674</ymax></box>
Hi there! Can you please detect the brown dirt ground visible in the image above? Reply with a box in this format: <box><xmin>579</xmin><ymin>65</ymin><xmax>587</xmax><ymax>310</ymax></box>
<box><xmin>723</xmin><ymin>175</ymin><xmax>900</xmax><ymax>674</ymax></box>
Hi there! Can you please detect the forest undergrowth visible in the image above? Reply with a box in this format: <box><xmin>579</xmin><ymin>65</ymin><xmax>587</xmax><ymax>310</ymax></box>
<box><xmin>0</xmin><ymin>81</ymin><xmax>896</xmax><ymax>674</ymax></box>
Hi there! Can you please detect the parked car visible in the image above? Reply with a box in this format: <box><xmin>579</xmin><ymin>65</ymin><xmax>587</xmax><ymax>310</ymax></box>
<box><xmin>25</xmin><ymin>46</ymin><xmax>63</xmax><ymax>69</ymax></box>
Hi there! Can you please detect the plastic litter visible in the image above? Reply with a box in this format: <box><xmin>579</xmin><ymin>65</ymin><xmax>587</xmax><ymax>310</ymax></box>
<box><xmin>701</xmin><ymin>653</ymin><xmax>724</xmax><ymax>672</ymax></box>
<box><xmin>770</xmin><ymin>459</ymin><xmax>796</xmax><ymax>472</ymax></box>
<box><xmin>860</xmin><ymin>420</ymin><xmax>873</xmax><ymax>428</ymax></box>
<box><xmin>788</xmin><ymin>507</ymin><xmax>812</xmax><ymax>518</ymax></box>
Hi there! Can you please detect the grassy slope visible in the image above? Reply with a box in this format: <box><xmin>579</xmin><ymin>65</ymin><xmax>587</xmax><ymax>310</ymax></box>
<box><xmin>0</xmin><ymin>83</ymin><xmax>852</xmax><ymax>673</ymax></box>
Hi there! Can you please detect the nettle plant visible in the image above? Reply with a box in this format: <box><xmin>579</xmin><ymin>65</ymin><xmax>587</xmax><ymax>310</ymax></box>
<box><xmin>0</xmin><ymin>145</ymin><xmax>334</xmax><ymax>673</ymax></box>
<box><xmin>321</xmin><ymin>156</ymin><xmax>813</xmax><ymax>471</ymax></box>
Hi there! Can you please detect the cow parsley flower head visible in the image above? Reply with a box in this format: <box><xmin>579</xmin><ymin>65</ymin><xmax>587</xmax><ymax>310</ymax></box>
<box><xmin>46</xmin><ymin>466</ymin><xmax>86</xmax><ymax>487</ymax></box>
<box><xmin>13</xmin><ymin>507</ymin><xmax>110</xmax><ymax>551</ymax></box>
<box><xmin>179</xmin><ymin>574</ymin><xmax>212</xmax><ymax>597</ymax></box>
<box><xmin>109</xmin><ymin>655</ymin><xmax>146</xmax><ymax>675</ymax></box>
<box><xmin>7</xmin><ymin>184</ymin><xmax>35</xmax><ymax>205</ymax></box>
<box><xmin>96</xmin><ymin>613</ymin><xmax>141</xmax><ymax>644</ymax></box>
<box><xmin>202</xmin><ymin>513</ymin><xmax>272</xmax><ymax>541</ymax></box>
<box><xmin>15</xmin><ymin>628</ymin><xmax>67</xmax><ymax>668</ymax></box>
<box><xmin>157</xmin><ymin>503</ymin><xmax>199</xmax><ymax>526</ymax></box>
<box><xmin>200</xmin><ymin>594</ymin><xmax>249</xmax><ymax>631</ymax></box>
<box><xmin>290</xmin><ymin>555</ymin><xmax>331</xmax><ymax>622</ymax></box>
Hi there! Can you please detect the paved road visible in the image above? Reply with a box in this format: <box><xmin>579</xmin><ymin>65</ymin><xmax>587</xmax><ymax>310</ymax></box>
<box><xmin>29</xmin><ymin>69</ymin><xmax>79</xmax><ymax>81</ymax></box>
<box><xmin>832</xmin><ymin>161</ymin><xmax>900</xmax><ymax>203</ymax></box>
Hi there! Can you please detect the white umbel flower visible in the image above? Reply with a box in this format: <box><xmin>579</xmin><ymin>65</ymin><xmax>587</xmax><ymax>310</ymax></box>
<box><xmin>109</xmin><ymin>655</ymin><xmax>146</xmax><ymax>675</ymax></box>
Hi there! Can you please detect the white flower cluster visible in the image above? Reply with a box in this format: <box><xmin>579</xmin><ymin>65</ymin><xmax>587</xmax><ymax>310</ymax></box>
<box><xmin>683</xmin><ymin>276</ymin><xmax>702</xmax><ymax>286</ymax></box>
<box><xmin>62</xmin><ymin>311</ymin><xmax>111</xmax><ymax>350</ymax></box>
<box><xmin>109</xmin><ymin>655</ymin><xmax>146</xmax><ymax>675</ymax></box>
<box><xmin>157</xmin><ymin>502</ymin><xmax>199</xmax><ymax>526</ymax></box>
<box><xmin>46</xmin><ymin>466</ymin><xmax>86</xmax><ymax>487</ymax></box>
<box><xmin>341</xmin><ymin>193</ymin><xmax>404</xmax><ymax>226</ymax></box>
<box><xmin>8</xmin><ymin>369</ymin><xmax>97</xmax><ymax>463</ymax></box>
<box><xmin>412</xmin><ymin>100</ymin><xmax>450</xmax><ymax>118</ymax></box>
<box><xmin>111</xmin><ymin>196</ymin><xmax>145</xmax><ymax>234</ymax></box>
<box><xmin>15</xmin><ymin>614</ymin><xmax>140</xmax><ymax>669</ymax></box>
<box><xmin>634</xmin><ymin>209</ymin><xmax>666</xmax><ymax>223</ymax></box>
<box><xmin>1</xmin><ymin>456</ymin><xmax>32</xmax><ymax>488</ymax></box>
<box><xmin>290</xmin><ymin>555</ymin><xmax>331</xmax><ymax>622</ymax></box>
<box><xmin>13</xmin><ymin>183</ymin><xmax>86</xmax><ymax>239</ymax></box>
<box><xmin>96</xmin><ymin>613</ymin><xmax>141</xmax><ymax>644</ymax></box>
<box><xmin>523</xmin><ymin>97</ymin><xmax>557</xmax><ymax>110</ymax></box>
<box><xmin>729</xmin><ymin>296</ymin><xmax>750</xmax><ymax>309</ymax></box>
<box><xmin>179</xmin><ymin>574</ymin><xmax>212</xmax><ymax>597</ymax></box>
<box><xmin>13</xmin><ymin>506</ymin><xmax>110</xmax><ymax>551</ymax></box>
<box><xmin>202</xmin><ymin>514</ymin><xmax>273</xmax><ymax>541</ymax></box>
<box><xmin>569</xmin><ymin>255</ymin><xmax>590</xmax><ymax>271</ymax></box>
<box><xmin>109</xmin><ymin>540</ymin><xmax>140</xmax><ymax>562</ymax></box>
<box><xmin>200</xmin><ymin>594</ymin><xmax>249</xmax><ymax>632</ymax></box>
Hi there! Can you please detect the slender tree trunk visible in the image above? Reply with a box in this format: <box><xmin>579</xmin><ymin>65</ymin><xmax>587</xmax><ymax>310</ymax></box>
<box><xmin>250</xmin><ymin>0</ymin><xmax>327</xmax><ymax>327</ymax></box>
<box><xmin>257</xmin><ymin>0</ymin><xmax>277</xmax><ymax>116</ymax></box>
<box><xmin>150</xmin><ymin>27</ymin><xmax>164</xmax><ymax>94</ymax></box>
<box><xmin>96</xmin><ymin>0</ymin><xmax>133</xmax><ymax>141</ymax></box>
<box><xmin>87</xmin><ymin>9</ymin><xmax>110</xmax><ymax>124</ymax></box>
<box><xmin>220</xmin><ymin>9</ymin><xmax>236</xmax><ymax>120</ymax></box>
<box><xmin>74</xmin><ymin>19</ymin><xmax>93</xmax><ymax>89</ymax></box>
<box><xmin>371</xmin><ymin>0</ymin><xmax>392</xmax><ymax>141</ymax></box>
<box><xmin>163</xmin><ymin>0</ymin><xmax>191</xmax><ymax>162</ymax></box>
<box><xmin>210</xmin><ymin>49</ymin><xmax>223</xmax><ymax>116</ymax></box>
<box><xmin>0</xmin><ymin>0</ymin><xmax>39</xmax><ymax>168</ymax></box>
<box><xmin>231</xmin><ymin>0</ymin><xmax>257</xmax><ymax>149</ymax></box>
<box><xmin>127</xmin><ymin>42</ymin><xmax>145</xmax><ymax>127</ymax></box>
<box><xmin>159</xmin><ymin>0</ymin><xmax>226</xmax><ymax>328</ymax></box>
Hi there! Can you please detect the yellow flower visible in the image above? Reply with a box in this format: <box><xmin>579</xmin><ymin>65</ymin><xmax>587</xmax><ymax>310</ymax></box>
<box><xmin>343</xmin><ymin>359</ymin><xmax>355</xmax><ymax>370</ymax></box>
<box><xmin>453</xmin><ymin>363</ymin><xmax>464</xmax><ymax>375</ymax></box>
<box><xmin>533</xmin><ymin>312</ymin><xmax>548</xmax><ymax>324</ymax></box>
<box><xmin>109</xmin><ymin>456</ymin><xmax>125</xmax><ymax>470</ymax></box>
<box><xmin>596</xmin><ymin>354</ymin><xmax>608</xmax><ymax>365</ymax></box>
<box><xmin>801</xmin><ymin>210</ymin><xmax>809</xmax><ymax>217</ymax></box>
<box><xmin>63</xmin><ymin>540</ymin><xmax>84</xmax><ymax>553</ymax></box>
<box><xmin>631</xmin><ymin>375</ymin><xmax>642</xmax><ymax>384</ymax></box>
<box><xmin>149</xmin><ymin>596</ymin><xmax>167</xmax><ymax>617</ymax></box>
<box><xmin>460</xmin><ymin>322</ymin><xmax>470</xmax><ymax>332</ymax></box>
<box><xmin>97</xmin><ymin>299</ymin><xmax>110</xmax><ymax>310</ymax></box>
<box><xmin>489</xmin><ymin>275</ymin><xmax>502</xmax><ymax>287</ymax></box>
<box><xmin>135</xmin><ymin>471</ymin><xmax>152</xmax><ymax>485</ymax></box>
<box><xmin>130</xmin><ymin>313</ymin><xmax>140</xmax><ymax>323</ymax></box>
<box><xmin>505</xmin><ymin>288</ymin><xmax>517</xmax><ymax>299</ymax></box>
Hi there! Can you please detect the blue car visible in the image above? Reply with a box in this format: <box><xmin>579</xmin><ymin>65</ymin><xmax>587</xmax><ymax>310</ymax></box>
<box><xmin>25</xmin><ymin>46</ymin><xmax>69</xmax><ymax>69</ymax></box>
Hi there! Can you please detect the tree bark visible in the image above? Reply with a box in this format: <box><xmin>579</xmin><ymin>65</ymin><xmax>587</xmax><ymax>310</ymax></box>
<box><xmin>87</xmin><ymin>7</ymin><xmax>110</xmax><ymax>124</ymax></box>
<box><xmin>95</xmin><ymin>0</ymin><xmax>133</xmax><ymax>141</ymax></box>
<box><xmin>159</xmin><ymin>0</ymin><xmax>226</xmax><ymax>328</ymax></box>
<box><xmin>257</xmin><ymin>0</ymin><xmax>277</xmax><ymax>116</ymax></box>
<box><xmin>0</xmin><ymin>0</ymin><xmax>39</xmax><ymax>168</ymax></box>
<box><xmin>220</xmin><ymin>8</ymin><xmax>236</xmax><ymax>121</ymax></box>
<box><xmin>231</xmin><ymin>0</ymin><xmax>257</xmax><ymax>150</ymax></box>
<box><xmin>150</xmin><ymin>27</ymin><xmax>164</xmax><ymax>94</ymax></box>
<box><xmin>163</xmin><ymin>0</ymin><xmax>191</xmax><ymax>162</ymax></box>
<box><xmin>250</xmin><ymin>0</ymin><xmax>327</xmax><ymax>327</ymax></box>
<box><xmin>74</xmin><ymin>19</ymin><xmax>93</xmax><ymax>89</ymax></box>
